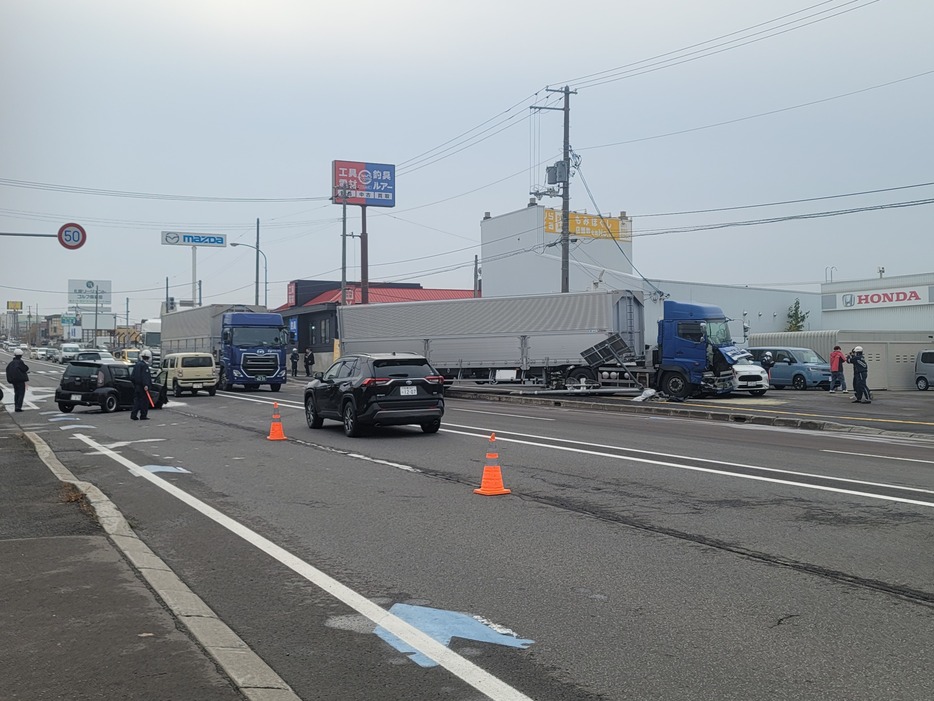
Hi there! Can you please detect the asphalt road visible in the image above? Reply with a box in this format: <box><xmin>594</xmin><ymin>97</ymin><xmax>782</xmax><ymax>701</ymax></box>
<box><xmin>5</xmin><ymin>355</ymin><xmax>934</xmax><ymax>700</ymax></box>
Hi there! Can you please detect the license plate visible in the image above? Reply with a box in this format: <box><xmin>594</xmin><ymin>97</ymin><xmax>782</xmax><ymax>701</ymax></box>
<box><xmin>192</xmin><ymin>383</ymin><xmax>203</xmax><ymax>389</ymax></box>
<box><xmin>70</xmin><ymin>394</ymin><xmax>82</xmax><ymax>401</ymax></box>
<box><xmin>400</xmin><ymin>386</ymin><xmax>417</xmax><ymax>396</ymax></box>
<box><xmin>255</xmin><ymin>375</ymin><xmax>266</xmax><ymax>382</ymax></box>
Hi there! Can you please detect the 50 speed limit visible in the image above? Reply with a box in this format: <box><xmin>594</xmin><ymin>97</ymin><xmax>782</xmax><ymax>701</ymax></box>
<box><xmin>58</xmin><ymin>223</ymin><xmax>87</xmax><ymax>250</ymax></box>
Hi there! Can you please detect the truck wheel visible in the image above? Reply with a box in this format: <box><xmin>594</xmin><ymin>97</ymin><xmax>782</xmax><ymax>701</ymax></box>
<box><xmin>220</xmin><ymin>369</ymin><xmax>234</xmax><ymax>391</ymax></box>
<box><xmin>662</xmin><ymin>372</ymin><xmax>689</xmax><ymax>399</ymax></box>
<box><xmin>270</xmin><ymin>384</ymin><xmax>281</xmax><ymax>392</ymax></box>
<box><xmin>342</xmin><ymin>402</ymin><xmax>360</xmax><ymax>437</ymax></box>
<box><xmin>567</xmin><ymin>368</ymin><xmax>595</xmax><ymax>388</ymax></box>
<box><xmin>305</xmin><ymin>397</ymin><xmax>323</xmax><ymax>429</ymax></box>
<box><xmin>792</xmin><ymin>374</ymin><xmax>807</xmax><ymax>390</ymax></box>
<box><xmin>101</xmin><ymin>393</ymin><xmax>119</xmax><ymax>413</ymax></box>
<box><xmin>58</xmin><ymin>403</ymin><xmax>74</xmax><ymax>413</ymax></box>
<box><xmin>917</xmin><ymin>377</ymin><xmax>929</xmax><ymax>391</ymax></box>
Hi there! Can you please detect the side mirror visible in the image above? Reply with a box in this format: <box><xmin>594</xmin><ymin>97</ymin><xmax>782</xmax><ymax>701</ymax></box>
<box><xmin>313</xmin><ymin>371</ymin><xmax>324</xmax><ymax>380</ymax></box>
<box><xmin>222</xmin><ymin>330</ymin><xmax>231</xmax><ymax>342</ymax></box>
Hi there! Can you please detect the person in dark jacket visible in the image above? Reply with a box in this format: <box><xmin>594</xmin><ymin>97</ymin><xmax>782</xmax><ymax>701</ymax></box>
<box><xmin>5</xmin><ymin>348</ymin><xmax>29</xmax><ymax>412</ymax></box>
<box><xmin>303</xmin><ymin>348</ymin><xmax>314</xmax><ymax>377</ymax></box>
<box><xmin>847</xmin><ymin>346</ymin><xmax>870</xmax><ymax>403</ymax></box>
<box><xmin>130</xmin><ymin>349</ymin><xmax>153</xmax><ymax>420</ymax></box>
<box><xmin>290</xmin><ymin>348</ymin><xmax>299</xmax><ymax>377</ymax></box>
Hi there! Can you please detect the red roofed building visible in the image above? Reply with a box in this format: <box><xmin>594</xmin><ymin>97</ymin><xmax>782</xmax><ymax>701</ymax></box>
<box><xmin>276</xmin><ymin>279</ymin><xmax>475</xmax><ymax>374</ymax></box>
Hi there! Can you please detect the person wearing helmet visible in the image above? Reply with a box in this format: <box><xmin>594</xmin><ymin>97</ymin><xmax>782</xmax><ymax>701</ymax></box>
<box><xmin>758</xmin><ymin>351</ymin><xmax>774</xmax><ymax>381</ymax></box>
<box><xmin>5</xmin><ymin>347</ymin><xmax>30</xmax><ymax>412</ymax></box>
<box><xmin>290</xmin><ymin>347</ymin><xmax>299</xmax><ymax>378</ymax></box>
<box><xmin>130</xmin><ymin>349</ymin><xmax>154</xmax><ymax>420</ymax></box>
<box><xmin>847</xmin><ymin>346</ymin><xmax>870</xmax><ymax>403</ymax></box>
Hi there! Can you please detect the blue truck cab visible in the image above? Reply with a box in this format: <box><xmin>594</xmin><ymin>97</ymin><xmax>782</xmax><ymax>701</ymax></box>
<box><xmin>654</xmin><ymin>300</ymin><xmax>749</xmax><ymax>398</ymax></box>
<box><xmin>218</xmin><ymin>312</ymin><xmax>290</xmax><ymax>392</ymax></box>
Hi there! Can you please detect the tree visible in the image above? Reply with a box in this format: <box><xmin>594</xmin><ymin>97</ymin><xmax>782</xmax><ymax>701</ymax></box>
<box><xmin>786</xmin><ymin>298</ymin><xmax>810</xmax><ymax>332</ymax></box>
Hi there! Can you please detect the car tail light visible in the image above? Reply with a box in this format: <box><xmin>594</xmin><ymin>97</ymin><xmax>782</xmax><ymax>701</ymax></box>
<box><xmin>362</xmin><ymin>377</ymin><xmax>391</xmax><ymax>387</ymax></box>
<box><xmin>424</xmin><ymin>375</ymin><xmax>444</xmax><ymax>383</ymax></box>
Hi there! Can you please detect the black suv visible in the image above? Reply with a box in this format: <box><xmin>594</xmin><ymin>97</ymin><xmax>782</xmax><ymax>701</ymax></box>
<box><xmin>55</xmin><ymin>360</ymin><xmax>168</xmax><ymax>413</ymax></box>
<box><xmin>304</xmin><ymin>352</ymin><xmax>445</xmax><ymax>436</ymax></box>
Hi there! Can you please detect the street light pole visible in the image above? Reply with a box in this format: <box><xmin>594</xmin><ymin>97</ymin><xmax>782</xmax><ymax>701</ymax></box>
<box><xmin>231</xmin><ymin>242</ymin><xmax>268</xmax><ymax>308</ymax></box>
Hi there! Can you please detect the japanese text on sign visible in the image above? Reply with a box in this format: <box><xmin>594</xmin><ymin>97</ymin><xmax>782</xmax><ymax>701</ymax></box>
<box><xmin>332</xmin><ymin>160</ymin><xmax>396</xmax><ymax>208</ymax></box>
<box><xmin>543</xmin><ymin>209</ymin><xmax>629</xmax><ymax>241</ymax></box>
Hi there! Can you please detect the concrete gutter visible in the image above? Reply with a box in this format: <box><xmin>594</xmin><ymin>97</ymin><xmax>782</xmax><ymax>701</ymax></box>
<box><xmin>25</xmin><ymin>431</ymin><xmax>302</xmax><ymax>701</ymax></box>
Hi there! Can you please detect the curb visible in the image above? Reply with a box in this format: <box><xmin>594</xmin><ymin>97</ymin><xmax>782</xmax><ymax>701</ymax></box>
<box><xmin>24</xmin><ymin>431</ymin><xmax>301</xmax><ymax>701</ymax></box>
<box><xmin>444</xmin><ymin>388</ymin><xmax>934</xmax><ymax>441</ymax></box>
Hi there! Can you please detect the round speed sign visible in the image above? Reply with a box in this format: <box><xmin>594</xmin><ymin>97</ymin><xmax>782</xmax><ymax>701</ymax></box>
<box><xmin>58</xmin><ymin>222</ymin><xmax>87</xmax><ymax>250</ymax></box>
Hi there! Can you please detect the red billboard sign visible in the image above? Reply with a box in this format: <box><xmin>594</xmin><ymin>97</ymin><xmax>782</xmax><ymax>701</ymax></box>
<box><xmin>332</xmin><ymin>160</ymin><xmax>396</xmax><ymax>207</ymax></box>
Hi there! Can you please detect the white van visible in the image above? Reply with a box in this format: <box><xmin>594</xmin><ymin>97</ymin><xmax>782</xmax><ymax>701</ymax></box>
<box><xmin>161</xmin><ymin>352</ymin><xmax>217</xmax><ymax>396</ymax></box>
<box><xmin>915</xmin><ymin>349</ymin><xmax>934</xmax><ymax>390</ymax></box>
<box><xmin>60</xmin><ymin>343</ymin><xmax>82</xmax><ymax>363</ymax></box>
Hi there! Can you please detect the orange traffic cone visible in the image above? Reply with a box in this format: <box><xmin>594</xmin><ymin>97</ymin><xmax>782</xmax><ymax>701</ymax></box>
<box><xmin>267</xmin><ymin>402</ymin><xmax>287</xmax><ymax>441</ymax></box>
<box><xmin>474</xmin><ymin>432</ymin><xmax>511</xmax><ymax>496</ymax></box>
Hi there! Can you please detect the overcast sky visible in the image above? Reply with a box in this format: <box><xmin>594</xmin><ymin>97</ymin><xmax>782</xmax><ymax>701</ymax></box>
<box><xmin>2</xmin><ymin>0</ymin><xmax>931</xmax><ymax>325</ymax></box>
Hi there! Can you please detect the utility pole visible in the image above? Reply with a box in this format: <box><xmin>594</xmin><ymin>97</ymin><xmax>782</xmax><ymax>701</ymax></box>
<box><xmin>534</xmin><ymin>85</ymin><xmax>576</xmax><ymax>293</ymax></box>
<box><xmin>255</xmin><ymin>218</ymin><xmax>260</xmax><ymax>306</ymax></box>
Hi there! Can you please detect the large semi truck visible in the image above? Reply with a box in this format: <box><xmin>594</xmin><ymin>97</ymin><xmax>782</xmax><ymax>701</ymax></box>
<box><xmin>338</xmin><ymin>290</ymin><xmax>747</xmax><ymax>398</ymax></box>
<box><xmin>161</xmin><ymin>305</ymin><xmax>289</xmax><ymax>391</ymax></box>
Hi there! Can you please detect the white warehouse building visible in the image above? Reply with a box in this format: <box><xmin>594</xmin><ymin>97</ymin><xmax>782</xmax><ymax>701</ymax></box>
<box><xmin>480</xmin><ymin>203</ymin><xmax>823</xmax><ymax>343</ymax></box>
<box><xmin>480</xmin><ymin>204</ymin><xmax>933</xmax><ymax>388</ymax></box>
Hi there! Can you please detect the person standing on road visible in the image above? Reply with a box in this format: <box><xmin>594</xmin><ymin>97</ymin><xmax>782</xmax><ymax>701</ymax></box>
<box><xmin>5</xmin><ymin>348</ymin><xmax>30</xmax><ymax>412</ymax></box>
<box><xmin>847</xmin><ymin>346</ymin><xmax>870</xmax><ymax>403</ymax></box>
<box><xmin>290</xmin><ymin>348</ymin><xmax>299</xmax><ymax>378</ymax></box>
<box><xmin>303</xmin><ymin>347</ymin><xmax>314</xmax><ymax>377</ymax></box>
<box><xmin>829</xmin><ymin>345</ymin><xmax>847</xmax><ymax>393</ymax></box>
<box><xmin>130</xmin><ymin>349</ymin><xmax>153</xmax><ymax>420</ymax></box>
<box><xmin>759</xmin><ymin>351</ymin><xmax>774</xmax><ymax>384</ymax></box>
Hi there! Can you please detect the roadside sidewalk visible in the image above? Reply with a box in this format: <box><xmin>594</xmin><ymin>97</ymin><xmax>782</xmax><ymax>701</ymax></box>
<box><xmin>0</xmin><ymin>409</ymin><xmax>298</xmax><ymax>701</ymax></box>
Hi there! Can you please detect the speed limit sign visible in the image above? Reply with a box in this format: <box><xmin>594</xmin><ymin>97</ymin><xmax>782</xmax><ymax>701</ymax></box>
<box><xmin>58</xmin><ymin>222</ymin><xmax>87</xmax><ymax>250</ymax></box>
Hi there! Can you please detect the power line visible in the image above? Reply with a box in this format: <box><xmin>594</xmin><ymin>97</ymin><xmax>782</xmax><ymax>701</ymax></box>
<box><xmin>633</xmin><ymin>180</ymin><xmax>934</xmax><ymax>218</ymax></box>
<box><xmin>578</xmin><ymin>69</ymin><xmax>934</xmax><ymax>152</ymax></box>
<box><xmin>0</xmin><ymin>177</ymin><xmax>329</xmax><ymax>203</ymax></box>
<box><xmin>567</xmin><ymin>1</ymin><xmax>879</xmax><ymax>90</ymax></box>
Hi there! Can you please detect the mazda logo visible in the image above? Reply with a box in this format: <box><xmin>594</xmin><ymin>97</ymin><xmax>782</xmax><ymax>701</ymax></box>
<box><xmin>165</xmin><ymin>232</ymin><xmax>180</xmax><ymax>244</ymax></box>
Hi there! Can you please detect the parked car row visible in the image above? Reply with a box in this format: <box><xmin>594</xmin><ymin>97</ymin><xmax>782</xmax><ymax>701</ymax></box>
<box><xmin>52</xmin><ymin>352</ymin><xmax>220</xmax><ymax>414</ymax></box>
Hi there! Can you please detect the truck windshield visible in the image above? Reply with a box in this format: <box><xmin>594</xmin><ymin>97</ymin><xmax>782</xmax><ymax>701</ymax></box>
<box><xmin>705</xmin><ymin>320</ymin><xmax>733</xmax><ymax>346</ymax></box>
<box><xmin>231</xmin><ymin>328</ymin><xmax>286</xmax><ymax>347</ymax></box>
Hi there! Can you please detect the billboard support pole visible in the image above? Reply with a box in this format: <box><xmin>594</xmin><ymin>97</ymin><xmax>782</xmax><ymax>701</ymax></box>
<box><xmin>341</xmin><ymin>190</ymin><xmax>348</xmax><ymax>306</ymax></box>
<box><xmin>191</xmin><ymin>246</ymin><xmax>197</xmax><ymax>307</ymax></box>
<box><xmin>361</xmin><ymin>205</ymin><xmax>368</xmax><ymax>305</ymax></box>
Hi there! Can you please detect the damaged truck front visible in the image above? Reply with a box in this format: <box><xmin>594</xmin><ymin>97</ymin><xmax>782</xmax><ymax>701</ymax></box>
<box><xmin>653</xmin><ymin>299</ymin><xmax>748</xmax><ymax>399</ymax></box>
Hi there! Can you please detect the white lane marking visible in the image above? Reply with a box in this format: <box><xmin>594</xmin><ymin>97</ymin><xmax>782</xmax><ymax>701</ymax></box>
<box><xmin>447</xmin><ymin>406</ymin><xmax>555</xmax><ymax>421</ymax></box>
<box><xmin>216</xmin><ymin>392</ymin><xmax>304</xmax><ymax>408</ymax></box>
<box><xmin>72</xmin><ymin>433</ymin><xmax>534</xmax><ymax>701</ymax></box>
<box><xmin>440</xmin><ymin>427</ymin><xmax>934</xmax><ymax>508</ymax></box>
<box><xmin>61</xmin><ymin>424</ymin><xmax>95</xmax><ymax>430</ymax></box>
<box><xmin>821</xmin><ymin>450</ymin><xmax>934</xmax><ymax>465</ymax></box>
<box><xmin>443</xmin><ymin>423</ymin><xmax>934</xmax><ymax>497</ymax></box>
